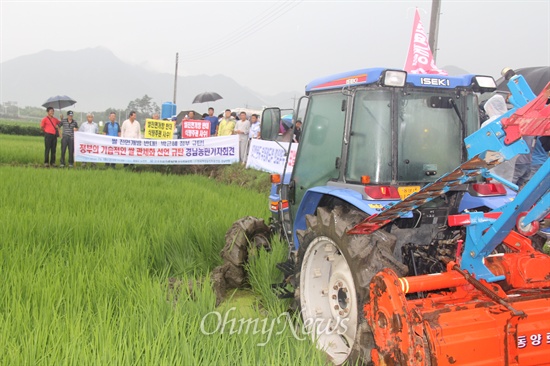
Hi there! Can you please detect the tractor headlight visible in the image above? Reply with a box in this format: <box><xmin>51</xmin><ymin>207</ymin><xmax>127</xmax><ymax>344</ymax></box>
<box><xmin>381</xmin><ymin>70</ymin><xmax>407</xmax><ymax>87</ymax></box>
<box><xmin>473</xmin><ymin>76</ymin><xmax>497</xmax><ymax>92</ymax></box>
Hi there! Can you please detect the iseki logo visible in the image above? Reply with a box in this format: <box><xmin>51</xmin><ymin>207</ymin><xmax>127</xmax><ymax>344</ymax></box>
<box><xmin>420</xmin><ymin>77</ymin><xmax>450</xmax><ymax>86</ymax></box>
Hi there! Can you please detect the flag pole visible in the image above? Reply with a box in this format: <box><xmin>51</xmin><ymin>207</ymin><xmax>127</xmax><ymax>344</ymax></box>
<box><xmin>428</xmin><ymin>0</ymin><xmax>441</xmax><ymax>62</ymax></box>
<box><xmin>173</xmin><ymin>52</ymin><xmax>179</xmax><ymax>104</ymax></box>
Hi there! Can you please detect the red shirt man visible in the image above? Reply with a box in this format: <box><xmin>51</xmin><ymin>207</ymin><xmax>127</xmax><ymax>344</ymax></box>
<box><xmin>40</xmin><ymin>107</ymin><xmax>60</xmax><ymax>134</ymax></box>
<box><xmin>40</xmin><ymin>107</ymin><xmax>61</xmax><ymax>167</ymax></box>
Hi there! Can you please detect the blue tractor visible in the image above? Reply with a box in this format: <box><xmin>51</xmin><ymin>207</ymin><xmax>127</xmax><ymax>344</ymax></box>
<box><xmin>213</xmin><ymin>68</ymin><xmax>520</xmax><ymax>365</ymax></box>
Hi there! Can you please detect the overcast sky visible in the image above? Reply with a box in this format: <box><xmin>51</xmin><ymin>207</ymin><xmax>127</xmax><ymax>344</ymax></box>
<box><xmin>1</xmin><ymin>0</ymin><xmax>549</xmax><ymax>96</ymax></box>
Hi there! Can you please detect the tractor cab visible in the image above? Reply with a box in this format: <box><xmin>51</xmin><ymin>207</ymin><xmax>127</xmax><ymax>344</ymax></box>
<box><xmin>262</xmin><ymin>68</ymin><xmax>502</xmax><ymax>246</ymax></box>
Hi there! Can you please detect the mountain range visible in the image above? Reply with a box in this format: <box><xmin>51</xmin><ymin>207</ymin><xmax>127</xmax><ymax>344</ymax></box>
<box><xmin>0</xmin><ymin>47</ymin><xmax>299</xmax><ymax>113</ymax></box>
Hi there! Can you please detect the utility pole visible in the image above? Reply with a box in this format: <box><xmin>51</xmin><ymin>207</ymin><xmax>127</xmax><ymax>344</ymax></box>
<box><xmin>173</xmin><ymin>52</ymin><xmax>179</xmax><ymax>104</ymax></box>
<box><xmin>428</xmin><ymin>0</ymin><xmax>441</xmax><ymax>62</ymax></box>
<box><xmin>291</xmin><ymin>95</ymin><xmax>298</xmax><ymax>111</ymax></box>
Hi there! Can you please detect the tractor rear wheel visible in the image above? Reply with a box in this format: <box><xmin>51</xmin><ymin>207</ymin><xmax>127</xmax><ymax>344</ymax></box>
<box><xmin>294</xmin><ymin>206</ymin><xmax>407</xmax><ymax>365</ymax></box>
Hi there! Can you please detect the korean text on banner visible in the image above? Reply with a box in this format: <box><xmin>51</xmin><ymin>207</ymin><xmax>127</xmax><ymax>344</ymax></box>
<box><xmin>404</xmin><ymin>9</ymin><xmax>447</xmax><ymax>75</ymax></box>
<box><xmin>144</xmin><ymin>119</ymin><xmax>174</xmax><ymax>139</ymax></box>
<box><xmin>74</xmin><ymin>132</ymin><xmax>239</xmax><ymax>165</ymax></box>
<box><xmin>182</xmin><ymin>120</ymin><xmax>211</xmax><ymax>138</ymax></box>
<box><xmin>246</xmin><ymin>139</ymin><xmax>298</xmax><ymax>174</ymax></box>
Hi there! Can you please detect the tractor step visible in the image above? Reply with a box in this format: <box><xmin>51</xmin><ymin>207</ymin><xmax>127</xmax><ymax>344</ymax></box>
<box><xmin>276</xmin><ymin>259</ymin><xmax>295</xmax><ymax>278</ymax></box>
<box><xmin>271</xmin><ymin>282</ymin><xmax>294</xmax><ymax>299</ymax></box>
<box><xmin>270</xmin><ymin>259</ymin><xmax>296</xmax><ymax>299</ymax></box>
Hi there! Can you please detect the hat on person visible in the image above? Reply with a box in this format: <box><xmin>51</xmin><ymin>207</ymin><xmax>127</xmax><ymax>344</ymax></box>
<box><xmin>171</xmin><ymin>115</ymin><xmax>177</xmax><ymax>121</ymax></box>
<box><xmin>67</xmin><ymin>111</ymin><xmax>74</xmax><ymax>116</ymax></box>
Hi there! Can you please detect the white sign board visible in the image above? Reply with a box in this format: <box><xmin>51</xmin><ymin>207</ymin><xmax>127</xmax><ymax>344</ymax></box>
<box><xmin>246</xmin><ymin>139</ymin><xmax>298</xmax><ymax>174</ymax></box>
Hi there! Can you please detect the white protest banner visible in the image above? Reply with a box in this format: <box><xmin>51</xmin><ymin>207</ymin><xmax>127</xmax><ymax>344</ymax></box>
<box><xmin>74</xmin><ymin>132</ymin><xmax>239</xmax><ymax>165</ymax></box>
<box><xmin>246</xmin><ymin>139</ymin><xmax>298</xmax><ymax>174</ymax></box>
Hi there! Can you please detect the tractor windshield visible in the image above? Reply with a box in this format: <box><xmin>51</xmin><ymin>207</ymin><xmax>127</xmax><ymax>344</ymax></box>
<box><xmin>346</xmin><ymin>88</ymin><xmax>469</xmax><ymax>184</ymax></box>
<box><xmin>396</xmin><ymin>90</ymin><xmax>463</xmax><ymax>183</ymax></box>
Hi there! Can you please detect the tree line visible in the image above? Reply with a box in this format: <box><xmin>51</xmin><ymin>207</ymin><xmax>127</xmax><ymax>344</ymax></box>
<box><xmin>0</xmin><ymin>95</ymin><xmax>160</xmax><ymax>123</ymax></box>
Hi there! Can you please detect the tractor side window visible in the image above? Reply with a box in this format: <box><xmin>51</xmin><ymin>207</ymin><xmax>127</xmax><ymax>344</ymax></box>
<box><xmin>465</xmin><ymin>93</ymin><xmax>480</xmax><ymax>135</ymax></box>
<box><xmin>346</xmin><ymin>89</ymin><xmax>392</xmax><ymax>183</ymax></box>
<box><xmin>292</xmin><ymin>92</ymin><xmax>346</xmax><ymax>206</ymax></box>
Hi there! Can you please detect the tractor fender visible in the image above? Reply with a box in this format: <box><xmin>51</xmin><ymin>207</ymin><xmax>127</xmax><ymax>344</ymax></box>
<box><xmin>292</xmin><ymin>186</ymin><xmax>403</xmax><ymax>249</ymax></box>
<box><xmin>458</xmin><ymin>187</ymin><xmax>516</xmax><ymax>212</ymax></box>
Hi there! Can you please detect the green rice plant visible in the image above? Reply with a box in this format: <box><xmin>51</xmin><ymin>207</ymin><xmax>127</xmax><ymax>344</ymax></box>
<box><xmin>0</xmin><ymin>166</ymin><xmax>326</xmax><ymax>365</ymax></box>
<box><xmin>0</xmin><ymin>134</ymin><xmax>44</xmax><ymax>164</ymax></box>
<box><xmin>246</xmin><ymin>237</ymin><xmax>293</xmax><ymax>315</ymax></box>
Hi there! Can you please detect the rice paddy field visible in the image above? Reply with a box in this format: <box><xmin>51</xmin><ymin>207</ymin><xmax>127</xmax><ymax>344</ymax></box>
<box><xmin>0</xmin><ymin>134</ymin><xmax>44</xmax><ymax>165</ymax></box>
<box><xmin>0</xmin><ymin>132</ymin><xmax>326</xmax><ymax>365</ymax></box>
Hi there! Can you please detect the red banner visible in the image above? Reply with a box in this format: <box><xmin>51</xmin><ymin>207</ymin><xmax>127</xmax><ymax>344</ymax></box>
<box><xmin>404</xmin><ymin>9</ymin><xmax>447</xmax><ymax>75</ymax></box>
<box><xmin>182</xmin><ymin>120</ymin><xmax>211</xmax><ymax>138</ymax></box>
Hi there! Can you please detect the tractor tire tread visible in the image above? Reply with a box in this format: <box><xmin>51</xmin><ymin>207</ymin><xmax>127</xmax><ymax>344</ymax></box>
<box><xmin>295</xmin><ymin>206</ymin><xmax>407</xmax><ymax>365</ymax></box>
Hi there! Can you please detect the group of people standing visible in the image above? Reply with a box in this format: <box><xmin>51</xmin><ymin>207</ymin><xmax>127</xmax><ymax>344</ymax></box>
<box><xmin>40</xmin><ymin>107</ymin><xmax>139</xmax><ymax>168</ymax></box>
<box><xmin>40</xmin><ymin>105</ymin><xmax>301</xmax><ymax>167</ymax></box>
<box><xmin>172</xmin><ymin>108</ymin><xmax>261</xmax><ymax>162</ymax></box>
<box><xmin>172</xmin><ymin>107</ymin><xmax>303</xmax><ymax>163</ymax></box>
<box><xmin>215</xmin><ymin>109</ymin><xmax>261</xmax><ymax>162</ymax></box>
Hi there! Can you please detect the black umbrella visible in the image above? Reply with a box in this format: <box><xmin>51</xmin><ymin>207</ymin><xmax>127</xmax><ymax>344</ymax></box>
<box><xmin>496</xmin><ymin>66</ymin><xmax>550</xmax><ymax>95</ymax></box>
<box><xmin>192</xmin><ymin>92</ymin><xmax>223</xmax><ymax>104</ymax></box>
<box><xmin>42</xmin><ymin>95</ymin><xmax>77</xmax><ymax>110</ymax></box>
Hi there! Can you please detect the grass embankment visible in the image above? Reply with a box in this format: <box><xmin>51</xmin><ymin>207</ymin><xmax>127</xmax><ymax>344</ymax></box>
<box><xmin>0</xmin><ymin>167</ymin><xmax>324</xmax><ymax>365</ymax></box>
<box><xmin>0</xmin><ymin>118</ymin><xmax>41</xmax><ymax>126</ymax></box>
<box><xmin>0</xmin><ymin>134</ymin><xmax>271</xmax><ymax>193</ymax></box>
<box><xmin>0</xmin><ymin>118</ymin><xmax>43</xmax><ymax>137</ymax></box>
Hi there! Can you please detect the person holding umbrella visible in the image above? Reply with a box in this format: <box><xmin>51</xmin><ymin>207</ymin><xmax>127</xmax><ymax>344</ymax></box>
<box><xmin>40</xmin><ymin>95</ymin><xmax>77</xmax><ymax>167</ymax></box>
<box><xmin>40</xmin><ymin>107</ymin><xmax>61</xmax><ymax>167</ymax></box>
<box><xmin>59</xmin><ymin>111</ymin><xmax>79</xmax><ymax>168</ymax></box>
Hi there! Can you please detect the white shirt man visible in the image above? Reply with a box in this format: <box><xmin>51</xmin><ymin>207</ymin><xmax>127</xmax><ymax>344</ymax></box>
<box><xmin>79</xmin><ymin>113</ymin><xmax>99</xmax><ymax>134</ymax></box>
<box><xmin>121</xmin><ymin>111</ymin><xmax>141</xmax><ymax>138</ymax></box>
<box><xmin>234</xmin><ymin>112</ymin><xmax>250</xmax><ymax>162</ymax></box>
<box><xmin>248</xmin><ymin>114</ymin><xmax>260</xmax><ymax>139</ymax></box>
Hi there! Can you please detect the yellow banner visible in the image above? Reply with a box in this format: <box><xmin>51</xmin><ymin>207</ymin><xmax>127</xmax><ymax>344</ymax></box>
<box><xmin>144</xmin><ymin>119</ymin><xmax>174</xmax><ymax>140</ymax></box>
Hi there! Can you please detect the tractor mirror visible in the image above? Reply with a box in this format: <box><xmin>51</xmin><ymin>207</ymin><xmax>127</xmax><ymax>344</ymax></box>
<box><xmin>261</xmin><ymin>107</ymin><xmax>281</xmax><ymax>141</ymax></box>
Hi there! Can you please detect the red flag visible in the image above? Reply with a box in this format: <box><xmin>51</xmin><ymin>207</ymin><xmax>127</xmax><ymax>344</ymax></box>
<box><xmin>404</xmin><ymin>9</ymin><xmax>447</xmax><ymax>75</ymax></box>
